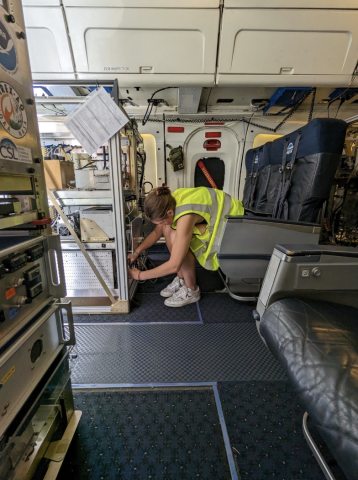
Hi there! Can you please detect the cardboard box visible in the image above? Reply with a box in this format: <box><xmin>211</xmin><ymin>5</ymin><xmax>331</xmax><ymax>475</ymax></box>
<box><xmin>44</xmin><ymin>160</ymin><xmax>75</xmax><ymax>190</ymax></box>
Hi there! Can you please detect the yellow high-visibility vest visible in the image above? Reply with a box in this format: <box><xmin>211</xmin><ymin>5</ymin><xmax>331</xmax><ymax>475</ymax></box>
<box><xmin>171</xmin><ymin>187</ymin><xmax>244</xmax><ymax>270</ymax></box>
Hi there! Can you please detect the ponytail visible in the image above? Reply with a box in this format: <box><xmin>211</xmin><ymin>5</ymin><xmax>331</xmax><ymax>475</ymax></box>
<box><xmin>144</xmin><ymin>184</ymin><xmax>176</xmax><ymax>221</ymax></box>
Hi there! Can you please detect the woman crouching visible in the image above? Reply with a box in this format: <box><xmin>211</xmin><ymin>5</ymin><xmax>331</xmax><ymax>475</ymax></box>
<box><xmin>127</xmin><ymin>186</ymin><xmax>244</xmax><ymax>307</ymax></box>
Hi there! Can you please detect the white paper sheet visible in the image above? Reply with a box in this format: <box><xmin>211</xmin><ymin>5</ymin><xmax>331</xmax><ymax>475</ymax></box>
<box><xmin>65</xmin><ymin>87</ymin><xmax>129</xmax><ymax>155</ymax></box>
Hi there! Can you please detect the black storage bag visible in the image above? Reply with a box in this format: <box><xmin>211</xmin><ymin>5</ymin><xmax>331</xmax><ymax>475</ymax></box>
<box><xmin>265</xmin><ymin>118</ymin><xmax>347</xmax><ymax>221</ymax></box>
<box><xmin>242</xmin><ymin>142</ymin><xmax>271</xmax><ymax>211</ymax></box>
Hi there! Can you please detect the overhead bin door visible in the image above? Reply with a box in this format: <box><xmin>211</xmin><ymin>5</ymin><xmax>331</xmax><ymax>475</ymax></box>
<box><xmin>64</xmin><ymin>7</ymin><xmax>219</xmax><ymax>86</ymax></box>
<box><xmin>23</xmin><ymin>6</ymin><xmax>75</xmax><ymax>79</ymax></box>
<box><xmin>22</xmin><ymin>0</ymin><xmax>62</xmax><ymax>5</ymax></box>
<box><xmin>217</xmin><ymin>8</ymin><xmax>358</xmax><ymax>87</ymax></box>
<box><xmin>225</xmin><ymin>0</ymin><xmax>358</xmax><ymax>7</ymax></box>
<box><xmin>63</xmin><ymin>0</ymin><xmax>220</xmax><ymax>6</ymax></box>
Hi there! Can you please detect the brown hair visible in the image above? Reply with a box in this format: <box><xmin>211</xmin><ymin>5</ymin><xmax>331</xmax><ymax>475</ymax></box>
<box><xmin>144</xmin><ymin>185</ymin><xmax>176</xmax><ymax>221</ymax></box>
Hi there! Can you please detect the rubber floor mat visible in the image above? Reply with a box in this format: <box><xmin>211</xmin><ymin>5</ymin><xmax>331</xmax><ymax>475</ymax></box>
<box><xmin>57</xmin><ymin>389</ymin><xmax>230</xmax><ymax>480</ymax></box>
<box><xmin>70</xmin><ymin>323</ymin><xmax>286</xmax><ymax>384</ymax></box>
<box><xmin>218</xmin><ymin>381</ymin><xmax>346</xmax><ymax>480</ymax></box>
<box><xmin>200</xmin><ymin>293</ymin><xmax>255</xmax><ymax>323</ymax></box>
<box><xmin>72</xmin><ymin>293</ymin><xmax>201</xmax><ymax>323</ymax></box>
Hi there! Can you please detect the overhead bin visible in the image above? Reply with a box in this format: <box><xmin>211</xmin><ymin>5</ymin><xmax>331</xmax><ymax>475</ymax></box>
<box><xmin>23</xmin><ymin>6</ymin><xmax>75</xmax><ymax>79</ymax></box>
<box><xmin>64</xmin><ymin>6</ymin><xmax>219</xmax><ymax>86</ymax></box>
<box><xmin>63</xmin><ymin>0</ymin><xmax>220</xmax><ymax>6</ymax></box>
<box><xmin>217</xmin><ymin>8</ymin><xmax>358</xmax><ymax>87</ymax></box>
<box><xmin>22</xmin><ymin>0</ymin><xmax>62</xmax><ymax>5</ymax></box>
<box><xmin>225</xmin><ymin>0</ymin><xmax>358</xmax><ymax>7</ymax></box>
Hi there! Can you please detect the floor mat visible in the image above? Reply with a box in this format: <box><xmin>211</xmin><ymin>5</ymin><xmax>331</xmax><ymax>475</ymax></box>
<box><xmin>71</xmin><ymin>293</ymin><xmax>201</xmax><ymax>323</ymax></box>
<box><xmin>218</xmin><ymin>381</ymin><xmax>346</xmax><ymax>480</ymax></box>
<box><xmin>70</xmin><ymin>323</ymin><xmax>286</xmax><ymax>384</ymax></box>
<box><xmin>58</xmin><ymin>389</ymin><xmax>230</xmax><ymax>480</ymax></box>
<box><xmin>200</xmin><ymin>293</ymin><xmax>255</xmax><ymax>323</ymax></box>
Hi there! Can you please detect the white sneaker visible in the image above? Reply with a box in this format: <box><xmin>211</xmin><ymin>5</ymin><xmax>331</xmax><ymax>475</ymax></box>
<box><xmin>160</xmin><ymin>276</ymin><xmax>185</xmax><ymax>298</ymax></box>
<box><xmin>164</xmin><ymin>285</ymin><xmax>201</xmax><ymax>308</ymax></box>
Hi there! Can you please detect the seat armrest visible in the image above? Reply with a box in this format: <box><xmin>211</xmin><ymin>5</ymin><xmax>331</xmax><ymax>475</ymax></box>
<box><xmin>217</xmin><ymin>217</ymin><xmax>321</xmax><ymax>296</ymax></box>
<box><xmin>226</xmin><ymin>215</ymin><xmax>320</xmax><ymax>229</ymax></box>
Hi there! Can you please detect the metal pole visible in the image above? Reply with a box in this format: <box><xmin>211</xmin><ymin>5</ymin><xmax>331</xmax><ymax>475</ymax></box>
<box><xmin>302</xmin><ymin>413</ymin><xmax>336</xmax><ymax>480</ymax></box>
<box><xmin>163</xmin><ymin>113</ymin><xmax>167</xmax><ymax>185</ymax></box>
<box><xmin>108</xmin><ymin>80</ymin><xmax>130</xmax><ymax>303</ymax></box>
<box><xmin>47</xmin><ymin>188</ymin><xmax>117</xmax><ymax>305</ymax></box>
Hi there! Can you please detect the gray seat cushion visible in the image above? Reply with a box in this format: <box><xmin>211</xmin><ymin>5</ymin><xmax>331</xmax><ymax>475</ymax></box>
<box><xmin>260</xmin><ymin>298</ymin><xmax>358</xmax><ymax>480</ymax></box>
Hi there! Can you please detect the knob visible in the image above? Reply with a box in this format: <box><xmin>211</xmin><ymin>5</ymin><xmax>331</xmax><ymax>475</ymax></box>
<box><xmin>34</xmin><ymin>158</ymin><xmax>42</xmax><ymax>164</ymax></box>
<box><xmin>13</xmin><ymin>296</ymin><xmax>28</xmax><ymax>306</ymax></box>
<box><xmin>26</xmin><ymin>99</ymin><xmax>34</xmax><ymax>105</ymax></box>
<box><xmin>27</xmin><ymin>167</ymin><xmax>35</xmax><ymax>174</ymax></box>
<box><xmin>17</xmin><ymin>31</ymin><xmax>26</xmax><ymax>40</ymax></box>
<box><xmin>6</xmin><ymin>14</ymin><xmax>15</xmax><ymax>23</ymax></box>
<box><xmin>8</xmin><ymin>278</ymin><xmax>24</xmax><ymax>288</ymax></box>
<box><xmin>312</xmin><ymin>268</ymin><xmax>322</xmax><ymax>277</ymax></box>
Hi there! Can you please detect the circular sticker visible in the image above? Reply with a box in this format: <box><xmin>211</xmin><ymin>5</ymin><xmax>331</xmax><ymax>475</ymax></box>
<box><xmin>0</xmin><ymin>82</ymin><xmax>27</xmax><ymax>138</ymax></box>
<box><xmin>0</xmin><ymin>19</ymin><xmax>18</xmax><ymax>76</ymax></box>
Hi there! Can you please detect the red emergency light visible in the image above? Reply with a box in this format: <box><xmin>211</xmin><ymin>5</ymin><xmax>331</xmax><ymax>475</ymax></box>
<box><xmin>167</xmin><ymin>126</ymin><xmax>184</xmax><ymax>133</ymax></box>
<box><xmin>205</xmin><ymin>132</ymin><xmax>221</xmax><ymax>138</ymax></box>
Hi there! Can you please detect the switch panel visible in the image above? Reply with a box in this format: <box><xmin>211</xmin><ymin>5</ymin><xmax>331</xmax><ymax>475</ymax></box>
<box><xmin>3</xmin><ymin>254</ymin><xmax>28</xmax><ymax>273</ymax></box>
<box><xmin>0</xmin><ymin>239</ymin><xmax>50</xmax><ymax>344</ymax></box>
<box><xmin>26</xmin><ymin>245</ymin><xmax>44</xmax><ymax>262</ymax></box>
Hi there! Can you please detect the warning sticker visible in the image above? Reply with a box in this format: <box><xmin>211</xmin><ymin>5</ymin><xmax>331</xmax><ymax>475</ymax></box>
<box><xmin>5</xmin><ymin>287</ymin><xmax>15</xmax><ymax>300</ymax></box>
<box><xmin>1</xmin><ymin>366</ymin><xmax>15</xmax><ymax>385</ymax></box>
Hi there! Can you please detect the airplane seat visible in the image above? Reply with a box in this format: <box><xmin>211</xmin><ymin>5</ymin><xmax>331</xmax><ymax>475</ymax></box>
<box><xmin>257</xmin><ymin>244</ymin><xmax>358</xmax><ymax>480</ymax></box>
<box><xmin>217</xmin><ymin>118</ymin><xmax>348</xmax><ymax>300</ymax></box>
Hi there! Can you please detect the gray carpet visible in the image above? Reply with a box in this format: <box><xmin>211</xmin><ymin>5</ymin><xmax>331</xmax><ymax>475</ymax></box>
<box><xmin>57</xmin><ymin>388</ymin><xmax>230</xmax><ymax>480</ymax></box>
<box><xmin>200</xmin><ymin>293</ymin><xmax>255</xmax><ymax>323</ymax></box>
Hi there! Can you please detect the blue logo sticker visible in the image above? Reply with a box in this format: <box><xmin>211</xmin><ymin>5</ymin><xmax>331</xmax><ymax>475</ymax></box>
<box><xmin>9</xmin><ymin>307</ymin><xmax>19</xmax><ymax>320</ymax></box>
<box><xmin>287</xmin><ymin>142</ymin><xmax>294</xmax><ymax>155</ymax></box>
<box><xmin>0</xmin><ymin>19</ymin><xmax>17</xmax><ymax>75</ymax></box>
<box><xmin>254</xmin><ymin>154</ymin><xmax>259</xmax><ymax>163</ymax></box>
<box><xmin>0</xmin><ymin>136</ymin><xmax>18</xmax><ymax>160</ymax></box>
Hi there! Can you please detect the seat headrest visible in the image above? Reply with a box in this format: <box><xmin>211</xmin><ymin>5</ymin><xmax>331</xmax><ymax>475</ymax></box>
<box><xmin>269</xmin><ymin>118</ymin><xmax>347</xmax><ymax>165</ymax></box>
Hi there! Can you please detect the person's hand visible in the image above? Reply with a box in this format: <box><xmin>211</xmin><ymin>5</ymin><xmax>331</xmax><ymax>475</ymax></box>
<box><xmin>127</xmin><ymin>252</ymin><xmax>138</xmax><ymax>264</ymax></box>
<box><xmin>128</xmin><ymin>267</ymin><xmax>141</xmax><ymax>280</ymax></box>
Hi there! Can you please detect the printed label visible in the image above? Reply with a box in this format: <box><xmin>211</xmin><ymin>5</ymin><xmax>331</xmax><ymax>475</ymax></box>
<box><xmin>0</xmin><ymin>82</ymin><xmax>27</xmax><ymax>138</ymax></box>
<box><xmin>104</xmin><ymin>66</ymin><xmax>129</xmax><ymax>72</ymax></box>
<box><xmin>254</xmin><ymin>155</ymin><xmax>259</xmax><ymax>163</ymax></box>
<box><xmin>0</xmin><ymin>136</ymin><xmax>32</xmax><ymax>163</ymax></box>
<box><xmin>1</xmin><ymin>366</ymin><xmax>15</xmax><ymax>385</ymax></box>
<box><xmin>9</xmin><ymin>307</ymin><xmax>18</xmax><ymax>320</ymax></box>
<box><xmin>286</xmin><ymin>142</ymin><xmax>294</xmax><ymax>155</ymax></box>
<box><xmin>5</xmin><ymin>287</ymin><xmax>15</xmax><ymax>300</ymax></box>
